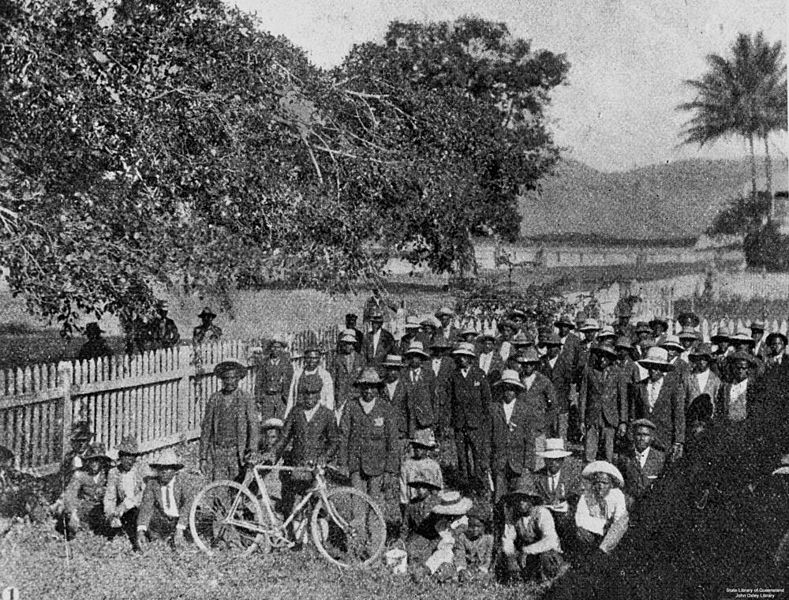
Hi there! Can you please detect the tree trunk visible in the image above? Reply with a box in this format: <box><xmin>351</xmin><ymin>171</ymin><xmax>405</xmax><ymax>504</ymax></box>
<box><xmin>748</xmin><ymin>132</ymin><xmax>758</xmax><ymax>203</ymax></box>
<box><xmin>764</xmin><ymin>134</ymin><xmax>774</xmax><ymax>220</ymax></box>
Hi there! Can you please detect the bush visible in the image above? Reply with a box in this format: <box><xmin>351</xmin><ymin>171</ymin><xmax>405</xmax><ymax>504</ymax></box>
<box><xmin>708</xmin><ymin>192</ymin><xmax>771</xmax><ymax>236</ymax></box>
<box><xmin>743</xmin><ymin>221</ymin><xmax>789</xmax><ymax>271</ymax></box>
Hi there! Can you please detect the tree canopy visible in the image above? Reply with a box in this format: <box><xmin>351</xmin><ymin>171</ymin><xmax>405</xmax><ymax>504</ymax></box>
<box><xmin>0</xmin><ymin>0</ymin><xmax>568</xmax><ymax>334</ymax></box>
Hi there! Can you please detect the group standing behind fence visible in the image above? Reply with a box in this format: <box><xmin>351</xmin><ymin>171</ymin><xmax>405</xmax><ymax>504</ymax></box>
<box><xmin>2</xmin><ymin>298</ymin><xmax>788</xmax><ymax>583</ymax></box>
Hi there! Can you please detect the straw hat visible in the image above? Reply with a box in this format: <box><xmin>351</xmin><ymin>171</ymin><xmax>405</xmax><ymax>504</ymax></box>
<box><xmin>638</xmin><ymin>346</ymin><xmax>675</xmax><ymax>372</ymax></box>
<box><xmin>430</xmin><ymin>338</ymin><xmax>453</xmax><ymax>350</ymax></box>
<box><xmin>711</xmin><ymin>326</ymin><xmax>732</xmax><ymax>344</ymax></box>
<box><xmin>403</xmin><ymin>341</ymin><xmax>430</xmax><ymax>359</ymax></box>
<box><xmin>631</xmin><ymin>418</ymin><xmax>657</xmax><ymax>431</ymax></box>
<box><xmin>729</xmin><ymin>331</ymin><xmax>756</xmax><ymax>346</ymax></box>
<box><xmin>338</xmin><ymin>329</ymin><xmax>358</xmax><ymax>344</ymax></box>
<box><xmin>354</xmin><ymin>367</ymin><xmax>384</xmax><ymax>387</ymax></box>
<box><xmin>215</xmin><ymin>361</ymin><xmax>247</xmax><ymax>379</ymax></box>
<box><xmin>262</xmin><ymin>418</ymin><xmax>284</xmax><ymax>430</ymax></box>
<box><xmin>579</xmin><ymin>318</ymin><xmax>600</xmax><ymax>332</ymax></box>
<box><xmin>477</xmin><ymin>332</ymin><xmax>496</xmax><ymax>343</ymax></box>
<box><xmin>591</xmin><ymin>342</ymin><xmax>617</xmax><ymax>360</ymax></box>
<box><xmin>149</xmin><ymin>448</ymin><xmax>184</xmax><ymax>470</ymax></box>
<box><xmin>421</xmin><ymin>315</ymin><xmax>442</xmax><ymax>329</ymax></box>
<box><xmin>431</xmin><ymin>490</ymin><xmax>473</xmax><ymax>516</ymax></box>
<box><xmin>749</xmin><ymin>319</ymin><xmax>766</xmax><ymax>332</ymax></box>
<box><xmin>83</xmin><ymin>442</ymin><xmax>110</xmax><ymax>462</ymax></box>
<box><xmin>116</xmin><ymin>436</ymin><xmax>139</xmax><ymax>456</ymax></box>
<box><xmin>515</xmin><ymin>347</ymin><xmax>541</xmax><ymax>364</ymax></box>
<box><xmin>554</xmin><ymin>314</ymin><xmax>576</xmax><ymax>329</ymax></box>
<box><xmin>511</xmin><ymin>331</ymin><xmax>534</xmax><ymax>347</ymax></box>
<box><xmin>597</xmin><ymin>325</ymin><xmax>616</xmax><ymax>340</ymax></box>
<box><xmin>538</xmin><ymin>333</ymin><xmax>563</xmax><ymax>348</ymax></box>
<box><xmin>435</xmin><ymin>306</ymin><xmax>455</xmax><ymax>318</ymax></box>
<box><xmin>634</xmin><ymin>321</ymin><xmax>651</xmax><ymax>334</ymax></box>
<box><xmin>451</xmin><ymin>342</ymin><xmax>477</xmax><ymax>358</ymax></box>
<box><xmin>614</xmin><ymin>336</ymin><xmax>634</xmax><ymax>351</ymax></box>
<box><xmin>582</xmin><ymin>460</ymin><xmax>624</xmax><ymax>487</ymax></box>
<box><xmin>494</xmin><ymin>369</ymin><xmax>525</xmax><ymax>389</ymax></box>
<box><xmin>503</xmin><ymin>476</ymin><xmax>543</xmax><ymax>503</ymax></box>
<box><xmin>537</xmin><ymin>438</ymin><xmax>572</xmax><ymax>459</ymax></box>
<box><xmin>382</xmin><ymin>354</ymin><xmax>404</xmax><ymax>368</ymax></box>
<box><xmin>689</xmin><ymin>343</ymin><xmax>714</xmax><ymax>360</ymax></box>
<box><xmin>658</xmin><ymin>334</ymin><xmax>684</xmax><ymax>353</ymax></box>
<box><xmin>404</xmin><ymin>316</ymin><xmax>421</xmax><ymax>330</ymax></box>
<box><xmin>459</xmin><ymin>327</ymin><xmax>479</xmax><ymax>338</ymax></box>
<box><xmin>409</xmin><ymin>429</ymin><xmax>438</xmax><ymax>449</ymax></box>
<box><xmin>771</xmin><ymin>454</ymin><xmax>789</xmax><ymax>476</ymax></box>
<box><xmin>678</xmin><ymin>328</ymin><xmax>701</xmax><ymax>341</ymax></box>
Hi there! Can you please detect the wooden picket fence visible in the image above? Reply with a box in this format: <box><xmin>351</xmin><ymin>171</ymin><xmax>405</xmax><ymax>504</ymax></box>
<box><xmin>0</xmin><ymin>326</ymin><xmax>339</xmax><ymax>475</ymax></box>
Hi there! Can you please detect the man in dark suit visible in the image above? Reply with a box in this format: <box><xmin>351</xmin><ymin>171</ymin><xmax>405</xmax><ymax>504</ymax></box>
<box><xmin>533</xmin><ymin>438</ymin><xmax>583</xmax><ymax>552</ymax></box>
<box><xmin>579</xmin><ymin>343</ymin><xmax>628</xmax><ymax>463</ymax></box>
<box><xmin>429</xmin><ymin>338</ymin><xmax>456</xmax><ymax>437</ymax></box>
<box><xmin>515</xmin><ymin>347</ymin><xmax>556</xmax><ymax>470</ymax></box>
<box><xmin>617</xmin><ymin>418</ymin><xmax>665</xmax><ymax>508</ymax></box>
<box><xmin>332</xmin><ymin>329</ymin><xmax>366</xmax><ymax>422</ymax></box>
<box><xmin>477</xmin><ymin>333</ymin><xmax>505</xmax><ymax>384</ymax></box>
<box><xmin>490</xmin><ymin>370</ymin><xmax>535</xmax><ymax>502</ymax></box>
<box><xmin>340</xmin><ymin>368</ymin><xmax>401</xmax><ymax>515</ymax></box>
<box><xmin>136</xmin><ymin>449</ymin><xmax>195</xmax><ymax>551</ymax></box>
<box><xmin>253</xmin><ymin>337</ymin><xmax>294</xmax><ymax>421</ymax></box>
<box><xmin>360</xmin><ymin>310</ymin><xmax>395</xmax><ymax>375</ymax></box>
<box><xmin>449</xmin><ymin>342</ymin><xmax>493</xmax><ymax>491</ymax></box>
<box><xmin>539</xmin><ymin>330</ymin><xmax>577</xmax><ymax>439</ymax></box>
<box><xmin>382</xmin><ymin>354</ymin><xmax>407</xmax><ymax>436</ymax></box>
<box><xmin>402</xmin><ymin>341</ymin><xmax>437</xmax><ymax>437</ymax></box>
<box><xmin>200</xmin><ymin>361</ymin><xmax>259</xmax><ymax>481</ymax></box>
<box><xmin>634</xmin><ymin>347</ymin><xmax>686</xmax><ymax>462</ymax></box>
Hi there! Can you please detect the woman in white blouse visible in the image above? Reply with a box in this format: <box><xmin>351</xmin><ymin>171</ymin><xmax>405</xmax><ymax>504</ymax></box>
<box><xmin>575</xmin><ymin>461</ymin><xmax>629</xmax><ymax>555</ymax></box>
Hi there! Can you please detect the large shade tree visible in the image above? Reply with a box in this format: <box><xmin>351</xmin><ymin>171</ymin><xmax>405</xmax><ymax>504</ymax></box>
<box><xmin>678</xmin><ymin>32</ymin><xmax>787</xmax><ymax>214</ymax></box>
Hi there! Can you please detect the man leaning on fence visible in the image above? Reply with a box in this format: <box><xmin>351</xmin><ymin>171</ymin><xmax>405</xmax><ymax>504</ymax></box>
<box><xmin>200</xmin><ymin>361</ymin><xmax>260</xmax><ymax>481</ymax></box>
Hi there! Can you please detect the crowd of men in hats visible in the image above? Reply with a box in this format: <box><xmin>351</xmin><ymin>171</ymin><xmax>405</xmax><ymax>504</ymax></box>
<box><xmin>4</xmin><ymin>300</ymin><xmax>788</xmax><ymax>584</ymax></box>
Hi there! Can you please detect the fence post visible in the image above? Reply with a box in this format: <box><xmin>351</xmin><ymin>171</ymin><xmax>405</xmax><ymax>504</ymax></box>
<box><xmin>177</xmin><ymin>345</ymin><xmax>191</xmax><ymax>435</ymax></box>
<box><xmin>58</xmin><ymin>361</ymin><xmax>73</xmax><ymax>465</ymax></box>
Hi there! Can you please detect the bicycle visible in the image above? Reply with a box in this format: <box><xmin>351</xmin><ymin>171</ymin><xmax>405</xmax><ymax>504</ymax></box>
<box><xmin>188</xmin><ymin>463</ymin><xmax>387</xmax><ymax>568</ymax></box>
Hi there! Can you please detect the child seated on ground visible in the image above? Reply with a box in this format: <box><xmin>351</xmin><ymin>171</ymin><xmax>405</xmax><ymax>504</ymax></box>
<box><xmin>399</xmin><ymin>429</ymin><xmax>443</xmax><ymax>525</ymax></box>
<box><xmin>61</xmin><ymin>443</ymin><xmax>111</xmax><ymax>538</ymax></box>
<box><xmin>453</xmin><ymin>507</ymin><xmax>494</xmax><ymax>582</ymax></box>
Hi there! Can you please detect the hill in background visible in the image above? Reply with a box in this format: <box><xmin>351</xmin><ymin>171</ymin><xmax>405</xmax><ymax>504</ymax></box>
<box><xmin>519</xmin><ymin>158</ymin><xmax>764</xmax><ymax>241</ymax></box>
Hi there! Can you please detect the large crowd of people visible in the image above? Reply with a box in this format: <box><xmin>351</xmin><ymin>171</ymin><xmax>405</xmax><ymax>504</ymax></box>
<box><xmin>2</xmin><ymin>301</ymin><xmax>787</xmax><ymax>584</ymax></box>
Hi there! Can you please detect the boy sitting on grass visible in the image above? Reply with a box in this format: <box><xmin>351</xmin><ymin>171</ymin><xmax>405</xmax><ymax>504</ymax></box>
<box><xmin>399</xmin><ymin>429</ymin><xmax>443</xmax><ymax>525</ymax></box>
<box><xmin>454</xmin><ymin>507</ymin><xmax>494</xmax><ymax>583</ymax></box>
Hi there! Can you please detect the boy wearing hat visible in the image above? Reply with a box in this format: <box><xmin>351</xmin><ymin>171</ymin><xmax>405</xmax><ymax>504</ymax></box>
<box><xmin>136</xmin><ymin>449</ymin><xmax>195</xmax><ymax>551</ymax></box>
<box><xmin>633</xmin><ymin>347</ymin><xmax>686</xmax><ymax>462</ymax></box>
<box><xmin>285</xmin><ymin>347</ymin><xmax>335</xmax><ymax>417</ymax></box>
<box><xmin>616</xmin><ymin>419</ymin><xmax>665</xmax><ymax>508</ymax></box>
<box><xmin>77</xmin><ymin>322</ymin><xmax>113</xmax><ymax>361</ymax></box>
<box><xmin>453</xmin><ymin>506</ymin><xmax>494</xmax><ymax>582</ymax></box>
<box><xmin>501</xmin><ymin>476</ymin><xmax>565</xmax><ymax>582</ymax></box>
<box><xmin>63</xmin><ymin>442</ymin><xmax>111</xmax><ymax>536</ymax></box>
<box><xmin>333</xmin><ymin>330</ymin><xmax>366</xmax><ymax>422</ymax></box>
<box><xmin>449</xmin><ymin>343</ymin><xmax>492</xmax><ymax>492</ymax></box>
<box><xmin>361</xmin><ymin>310</ymin><xmax>396</xmax><ymax>374</ymax></box>
<box><xmin>254</xmin><ymin>338</ymin><xmax>294</xmax><ymax>422</ymax></box>
<box><xmin>419</xmin><ymin>491</ymin><xmax>473</xmax><ymax>581</ymax></box>
<box><xmin>402</xmin><ymin>341</ymin><xmax>438</xmax><ymax>438</ymax></box>
<box><xmin>200</xmin><ymin>361</ymin><xmax>260</xmax><ymax>481</ymax></box>
<box><xmin>193</xmin><ymin>307</ymin><xmax>222</xmax><ymax>345</ymax></box>
<box><xmin>575</xmin><ymin>461</ymin><xmax>629</xmax><ymax>555</ymax></box>
<box><xmin>104</xmin><ymin>436</ymin><xmax>145</xmax><ymax>538</ymax></box>
<box><xmin>399</xmin><ymin>430</ymin><xmax>443</xmax><ymax>528</ymax></box>
<box><xmin>340</xmin><ymin>368</ymin><xmax>401</xmax><ymax>513</ymax></box>
<box><xmin>579</xmin><ymin>343</ymin><xmax>628</xmax><ymax>464</ymax></box>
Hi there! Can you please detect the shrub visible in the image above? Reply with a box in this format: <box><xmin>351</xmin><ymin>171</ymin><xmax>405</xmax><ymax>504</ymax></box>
<box><xmin>743</xmin><ymin>221</ymin><xmax>789</xmax><ymax>271</ymax></box>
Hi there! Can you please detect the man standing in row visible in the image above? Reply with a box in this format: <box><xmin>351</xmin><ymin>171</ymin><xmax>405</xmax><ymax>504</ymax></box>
<box><xmin>254</xmin><ymin>337</ymin><xmax>293</xmax><ymax>422</ymax></box>
<box><xmin>361</xmin><ymin>310</ymin><xmax>395</xmax><ymax>374</ymax></box>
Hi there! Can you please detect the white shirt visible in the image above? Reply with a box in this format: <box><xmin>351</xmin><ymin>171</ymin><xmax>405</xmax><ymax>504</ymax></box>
<box><xmin>522</xmin><ymin>373</ymin><xmax>536</xmax><ymax>390</ymax></box>
<box><xmin>409</xmin><ymin>368</ymin><xmax>422</xmax><ymax>383</ymax></box>
<box><xmin>460</xmin><ymin>368</ymin><xmax>470</xmax><ymax>378</ymax></box>
<box><xmin>360</xmin><ymin>398</ymin><xmax>376</xmax><ymax>415</ymax></box>
<box><xmin>695</xmin><ymin>370</ymin><xmax>710</xmax><ymax>393</ymax></box>
<box><xmin>479</xmin><ymin>352</ymin><xmax>493</xmax><ymax>374</ymax></box>
<box><xmin>161</xmin><ymin>479</ymin><xmax>179</xmax><ymax>518</ymax></box>
<box><xmin>431</xmin><ymin>358</ymin><xmax>442</xmax><ymax>376</ymax></box>
<box><xmin>636</xmin><ymin>447</ymin><xmax>650</xmax><ymax>469</ymax></box>
<box><xmin>304</xmin><ymin>404</ymin><xmax>319</xmax><ymax>423</ymax></box>
<box><xmin>575</xmin><ymin>488</ymin><xmax>628</xmax><ymax>537</ymax></box>
<box><xmin>548</xmin><ymin>355</ymin><xmax>558</xmax><ymax>369</ymax></box>
<box><xmin>728</xmin><ymin>378</ymin><xmax>749</xmax><ymax>421</ymax></box>
<box><xmin>386</xmin><ymin>380</ymin><xmax>398</xmax><ymax>400</ymax></box>
<box><xmin>646</xmin><ymin>377</ymin><xmax>664</xmax><ymax>411</ymax></box>
<box><xmin>499</xmin><ymin>341</ymin><xmax>511</xmax><ymax>362</ymax></box>
<box><xmin>372</xmin><ymin>329</ymin><xmax>381</xmax><ymax>355</ymax></box>
<box><xmin>502</xmin><ymin>399</ymin><xmax>515</xmax><ymax>424</ymax></box>
<box><xmin>548</xmin><ymin>472</ymin><xmax>560</xmax><ymax>493</ymax></box>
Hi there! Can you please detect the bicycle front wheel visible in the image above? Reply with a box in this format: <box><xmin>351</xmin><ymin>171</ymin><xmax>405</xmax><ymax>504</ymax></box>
<box><xmin>189</xmin><ymin>480</ymin><xmax>268</xmax><ymax>557</ymax></box>
<box><xmin>311</xmin><ymin>486</ymin><xmax>386</xmax><ymax>568</ymax></box>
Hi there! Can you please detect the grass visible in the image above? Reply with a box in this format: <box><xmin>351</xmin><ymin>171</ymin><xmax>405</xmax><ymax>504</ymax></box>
<box><xmin>674</xmin><ymin>297</ymin><xmax>789</xmax><ymax>323</ymax></box>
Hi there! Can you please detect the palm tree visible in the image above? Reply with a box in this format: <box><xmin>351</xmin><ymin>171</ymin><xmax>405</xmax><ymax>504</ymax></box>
<box><xmin>678</xmin><ymin>32</ymin><xmax>787</xmax><ymax>217</ymax></box>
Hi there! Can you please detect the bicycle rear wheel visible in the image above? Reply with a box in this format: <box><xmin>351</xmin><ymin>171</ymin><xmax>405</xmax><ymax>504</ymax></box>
<box><xmin>311</xmin><ymin>486</ymin><xmax>386</xmax><ymax>568</ymax></box>
<box><xmin>189</xmin><ymin>480</ymin><xmax>268</xmax><ymax>557</ymax></box>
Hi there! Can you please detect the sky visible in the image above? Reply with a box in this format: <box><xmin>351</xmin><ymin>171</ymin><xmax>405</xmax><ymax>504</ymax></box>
<box><xmin>228</xmin><ymin>0</ymin><xmax>787</xmax><ymax>172</ymax></box>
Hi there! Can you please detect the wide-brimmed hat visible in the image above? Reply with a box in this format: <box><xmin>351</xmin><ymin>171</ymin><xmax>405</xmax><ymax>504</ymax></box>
<box><xmin>430</xmin><ymin>337</ymin><xmax>453</xmax><ymax>350</ymax></box>
<box><xmin>459</xmin><ymin>327</ymin><xmax>479</xmax><ymax>339</ymax></box>
<box><xmin>729</xmin><ymin>350</ymin><xmax>757</xmax><ymax>365</ymax></box>
<box><xmin>689</xmin><ymin>343</ymin><xmax>714</xmax><ymax>360</ymax></box>
<box><xmin>766</xmin><ymin>332</ymin><xmax>788</xmax><ymax>346</ymax></box>
<box><xmin>582</xmin><ymin>460</ymin><xmax>624</xmax><ymax>487</ymax></box>
<box><xmin>507</xmin><ymin>308</ymin><xmax>528</xmax><ymax>321</ymax></box>
<box><xmin>407</xmin><ymin>474</ymin><xmax>443</xmax><ymax>491</ymax></box>
<box><xmin>494</xmin><ymin>369</ymin><xmax>525</xmax><ymax>389</ymax></box>
<box><xmin>749</xmin><ymin>319</ymin><xmax>766</xmax><ymax>332</ymax></box>
<box><xmin>503</xmin><ymin>476</ymin><xmax>543</xmax><ymax>503</ymax></box>
<box><xmin>116</xmin><ymin>436</ymin><xmax>139</xmax><ymax>456</ymax></box>
<box><xmin>631</xmin><ymin>418</ymin><xmax>657</xmax><ymax>431</ymax></box>
<box><xmin>150</xmin><ymin>448</ymin><xmax>184</xmax><ymax>470</ymax></box>
<box><xmin>711</xmin><ymin>326</ymin><xmax>732</xmax><ymax>344</ymax></box>
<box><xmin>409</xmin><ymin>429</ymin><xmax>438</xmax><ymax>449</ymax></box>
<box><xmin>614</xmin><ymin>336</ymin><xmax>634</xmax><ymax>351</ymax></box>
<box><xmin>658</xmin><ymin>334</ymin><xmax>684</xmax><ymax>353</ymax></box>
<box><xmin>369</xmin><ymin>310</ymin><xmax>385</xmax><ymax>322</ymax></box>
<box><xmin>431</xmin><ymin>490</ymin><xmax>473</xmax><ymax>516</ymax></box>
<box><xmin>83</xmin><ymin>442</ymin><xmax>110</xmax><ymax>461</ymax></box>
<box><xmin>554</xmin><ymin>314</ymin><xmax>576</xmax><ymax>329</ymax></box>
<box><xmin>268</xmin><ymin>334</ymin><xmax>289</xmax><ymax>349</ymax></box>
<box><xmin>85</xmin><ymin>322</ymin><xmax>104</xmax><ymax>335</ymax></box>
<box><xmin>537</xmin><ymin>438</ymin><xmax>572</xmax><ymax>459</ymax></box>
<box><xmin>729</xmin><ymin>331</ymin><xmax>756</xmax><ymax>346</ymax></box>
<box><xmin>382</xmin><ymin>354</ymin><xmax>404</xmax><ymax>368</ymax></box>
<box><xmin>515</xmin><ymin>347</ymin><xmax>540</xmax><ymax>364</ymax></box>
<box><xmin>421</xmin><ymin>316</ymin><xmax>442</xmax><ymax>329</ymax></box>
<box><xmin>771</xmin><ymin>454</ymin><xmax>789</xmax><ymax>476</ymax></box>
<box><xmin>451</xmin><ymin>342</ymin><xmax>477</xmax><ymax>358</ymax></box>
<box><xmin>579</xmin><ymin>318</ymin><xmax>600</xmax><ymax>332</ymax></box>
<box><xmin>638</xmin><ymin>346</ymin><xmax>675</xmax><ymax>372</ymax></box>
<box><xmin>591</xmin><ymin>342</ymin><xmax>617</xmax><ymax>360</ymax></box>
<box><xmin>498</xmin><ymin>319</ymin><xmax>517</xmax><ymax>332</ymax></box>
<box><xmin>678</xmin><ymin>328</ymin><xmax>701</xmax><ymax>341</ymax></box>
<box><xmin>634</xmin><ymin>321</ymin><xmax>651</xmax><ymax>334</ymax></box>
<box><xmin>262</xmin><ymin>418</ymin><xmax>284</xmax><ymax>430</ymax></box>
<box><xmin>649</xmin><ymin>317</ymin><xmax>669</xmax><ymax>332</ymax></box>
<box><xmin>215</xmin><ymin>361</ymin><xmax>247</xmax><ymax>379</ymax></box>
<box><xmin>338</xmin><ymin>329</ymin><xmax>358</xmax><ymax>344</ymax></box>
<box><xmin>511</xmin><ymin>331</ymin><xmax>534</xmax><ymax>347</ymax></box>
<box><xmin>538</xmin><ymin>333</ymin><xmax>563</xmax><ymax>348</ymax></box>
<box><xmin>198</xmin><ymin>307</ymin><xmax>216</xmax><ymax>319</ymax></box>
<box><xmin>677</xmin><ymin>312</ymin><xmax>700</xmax><ymax>328</ymax></box>
<box><xmin>404</xmin><ymin>316</ymin><xmax>421</xmax><ymax>330</ymax></box>
<box><xmin>354</xmin><ymin>367</ymin><xmax>384</xmax><ymax>387</ymax></box>
<box><xmin>404</xmin><ymin>341</ymin><xmax>430</xmax><ymax>359</ymax></box>
<box><xmin>477</xmin><ymin>332</ymin><xmax>496</xmax><ymax>343</ymax></box>
<box><xmin>597</xmin><ymin>325</ymin><xmax>616</xmax><ymax>340</ymax></box>
<box><xmin>435</xmin><ymin>306</ymin><xmax>454</xmax><ymax>318</ymax></box>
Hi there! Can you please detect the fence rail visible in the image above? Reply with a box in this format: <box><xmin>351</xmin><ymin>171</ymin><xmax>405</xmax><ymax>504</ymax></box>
<box><xmin>0</xmin><ymin>326</ymin><xmax>339</xmax><ymax>475</ymax></box>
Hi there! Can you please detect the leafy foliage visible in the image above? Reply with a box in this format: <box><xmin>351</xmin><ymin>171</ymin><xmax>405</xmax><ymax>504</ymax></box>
<box><xmin>706</xmin><ymin>191</ymin><xmax>771</xmax><ymax>236</ymax></box>
<box><xmin>743</xmin><ymin>220</ymin><xmax>789</xmax><ymax>271</ymax></box>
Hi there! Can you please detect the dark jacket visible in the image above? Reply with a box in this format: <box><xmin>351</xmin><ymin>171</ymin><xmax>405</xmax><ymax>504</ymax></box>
<box><xmin>449</xmin><ymin>365</ymin><xmax>492</xmax><ymax>431</ymax></box>
<box><xmin>402</xmin><ymin>365</ymin><xmax>437</xmax><ymax>434</ymax></box>
<box><xmin>360</xmin><ymin>329</ymin><xmax>395</xmax><ymax>370</ymax></box>
<box><xmin>490</xmin><ymin>399</ymin><xmax>536</xmax><ymax>475</ymax></box>
<box><xmin>199</xmin><ymin>388</ymin><xmax>260</xmax><ymax>463</ymax></box>
<box><xmin>579</xmin><ymin>365</ymin><xmax>628</xmax><ymax>428</ymax></box>
<box><xmin>632</xmin><ymin>372</ymin><xmax>686</xmax><ymax>449</ymax></box>
<box><xmin>617</xmin><ymin>446</ymin><xmax>666</xmax><ymax>502</ymax></box>
<box><xmin>429</xmin><ymin>356</ymin><xmax>455</xmax><ymax>429</ymax></box>
<box><xmin>137</xmin><ymin>474</ymin><xmax>195</xmax><ymax>531</ymax></box>
<box><xmin>273</xmin><ymin>405</ymin><xmax>339</xmax><ymax>466</ymax></box>
<box><xmin>533</xmin><ymin>460</ymin><xmax>583</xmax><ymax>507</ymax></box>
<box><xmin>340</xmin><ymin>398</ymin><xmax>400</xmax><ymax>477</ymax></box>
<box><xmin>254</xmin><ymin>356</ymin><xmax>294</xmax><ymax>405</ymax></box>
<box><xmin>383</xmin><ymin>378</ymin><xmax>408</xmax><ymax>436</ymax></box>
<box><xmin>332</xmin><ymin>351</ymin><xmax>365</xmax><ymax>406</ymax></box>
<box><xmin>518</xmin><ymin>372</ymin><xmax>556</xmax><ymax>436</ymax></box>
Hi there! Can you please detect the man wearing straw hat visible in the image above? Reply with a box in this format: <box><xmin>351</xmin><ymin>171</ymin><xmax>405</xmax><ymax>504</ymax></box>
<box><xmin>633</xmin><ymin>347</ymin><xmax>686</xmax><ymax>462</ymax></box>
<box><xmin>575</xmin><ymin>461</ymin><xmax>629</xmax><ymax>556</ymax></box>
<box><xmin>579</xmin><ymin>342</ymin><xmax>628</xmax><ymax>464</ymax></box>
<box><xmin>254</xmin><ymin>336</ymin><xmax>294</xmax><ymax>422</ymax></box>
<box><xmin>332</xmin><ymin>329</ymin><xmax>366</xmax><ymax>422</ymax></box>
<box><xmin>136</xmin><ymin>448</ymin><xmax>195</xmax><ymax>551</ymax></box>
<box><xmin>402</xmin><ymin>341</ymin><xmax>438</xmax><ymax>438</ymax></box>
<box><xmin>200</xmin><ymin>360</ymin><xmax>259</xmax><ymax>481</ymax></box>
<box><xmin>192</xmin><ymin>307</ymin><xmax>222</xmax><ymax>345</ymax></box>
<box><xmin>534</xmin><ymin>438</ymin><xmax>582</xmax><ymax>552</ymax></box>
<box><xmin>449</xmin><ymin>342</ymin><xmax>492</xmax><ymax>492</ymax></box>
<box><xmin>104</xmin><ymin>436</ymin><xmax>145</xmax><ymax>537</ymax></box>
